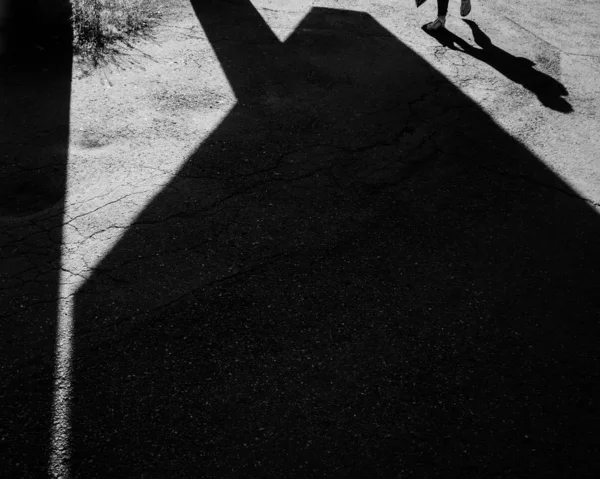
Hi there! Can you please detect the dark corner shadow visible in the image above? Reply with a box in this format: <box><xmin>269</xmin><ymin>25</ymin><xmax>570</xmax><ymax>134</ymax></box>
<box><xmin>0</xmin><ymin>0</ymin><xmax>72</xmax><ymax>476</ymax></box>
<box><xmin>422</xmin><ymin>20</ymin><xmax>573</xmax><ymax>113</ymax></box>
<box><xmin>72</xmin><ymin>0</ymin><xmax>599</xmax><ymax>477</ymax></box>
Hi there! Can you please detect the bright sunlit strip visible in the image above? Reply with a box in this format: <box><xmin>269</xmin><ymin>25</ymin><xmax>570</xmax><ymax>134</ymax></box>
<box><xmin>49</xmin><ymin>274</ymin><xmax>75</xmax><ymax>479</ymax></box>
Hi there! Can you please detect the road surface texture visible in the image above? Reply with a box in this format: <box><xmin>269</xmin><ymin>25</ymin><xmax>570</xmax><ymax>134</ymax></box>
<box><xmin>1</xmin><ymin>0</ymin><xmax>600</xmax><ymax>477</ymax></box>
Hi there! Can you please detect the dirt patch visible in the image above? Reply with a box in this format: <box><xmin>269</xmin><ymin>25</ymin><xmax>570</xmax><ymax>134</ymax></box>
<box><xmin>150</xmin><ymin>86</ymin><xmax>230</xmax><ymax>112</ymax></box>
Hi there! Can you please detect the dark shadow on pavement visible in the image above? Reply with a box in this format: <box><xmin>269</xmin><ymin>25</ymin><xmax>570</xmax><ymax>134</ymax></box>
<box><xmin>0</xmin><ymin>0</ymin><xmax>72</xmax><ymax>476</ymax></box>
<box><xmin>72</xmin><ymin>1</ymin><xmax>599</xmax><ymax>477</ymax></box>
<box><xmin>422</xmin><ymin>20</ymin><xmax>573</xmax><ymax>113</ymax></box>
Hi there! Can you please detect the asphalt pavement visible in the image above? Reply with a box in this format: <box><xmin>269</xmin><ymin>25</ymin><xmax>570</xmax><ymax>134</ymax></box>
<box><xmin>1</xmin><ymin>0</ymin><xmax>600</xmax><ymax>477</ymax></box>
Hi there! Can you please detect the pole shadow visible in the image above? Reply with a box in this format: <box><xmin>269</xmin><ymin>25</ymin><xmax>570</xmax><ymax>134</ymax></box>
<box><xmin>71</xmin><ymin>1</ymin><xmax>599</xmax><ymax>477</ymax></box>
<box><xmin>422</xmin><ymin>19</ymin><xmax>573</xmax><ymax>113</ymax></box>
<box><xmin>0</xmin><ymin>0</ymin><xmax>72</xmax><ymax>476</ymax></box>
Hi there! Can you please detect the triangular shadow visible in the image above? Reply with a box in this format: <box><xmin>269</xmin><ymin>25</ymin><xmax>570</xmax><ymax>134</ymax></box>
<box><xmin>71</xmin><ymin>1</ymin><xmax>600</xmax><ymax>476</ymax></box>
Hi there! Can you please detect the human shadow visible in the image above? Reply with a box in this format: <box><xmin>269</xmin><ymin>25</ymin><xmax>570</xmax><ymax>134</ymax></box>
<box><xmin>422</xmin><ymin>19</ymin><xmax>573</xmax><ymax>113</ymax></box>
<box><xmin>0</xmin><ymin>0</ymin><xmax>72</xmax><ymax>476</ymax></box>
<box><xmin>71</xmin><ymin>1</ymin><xmax>599</xmax><ymax>477</ymax></box>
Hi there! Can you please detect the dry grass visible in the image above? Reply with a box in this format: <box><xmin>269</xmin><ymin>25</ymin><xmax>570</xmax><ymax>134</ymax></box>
<box><xmin>71</xmin><ymin>0</ymin><xmax>163</xmax><ymax>64</ymax></box>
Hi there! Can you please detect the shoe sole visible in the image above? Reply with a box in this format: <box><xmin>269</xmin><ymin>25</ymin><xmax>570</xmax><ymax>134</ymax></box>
<box><xmin>461</xmin><ymin>0</ymin><xmax>471</xmax><ymax>17</ymax></box>
<box><xmin>426</xmin><ymin>23</ymin><xmax>445</xmax><ymax>31</ymax></box>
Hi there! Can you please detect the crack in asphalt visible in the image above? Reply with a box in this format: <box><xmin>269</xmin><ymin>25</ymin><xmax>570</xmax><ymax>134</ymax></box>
<box><xmin>2</xmin><ymin>69</ymin><xmax>597</xmax><ymax>331</ymax></box>
<box><xmin>41</xmin><ymin>131</ymin><xmax>439</xmax><ymax>298</ymax></box>
<box><xmin>64</xmin><ymin>190</ymin><xmax>153</xmax><ymax>226</ymax></box>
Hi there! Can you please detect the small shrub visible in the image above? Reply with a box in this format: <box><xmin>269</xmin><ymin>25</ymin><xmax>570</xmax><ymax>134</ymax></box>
<box><xmin>71</xmin><ymin>0</ymin><xmax>163</xmax><ymax>64</ymax></box>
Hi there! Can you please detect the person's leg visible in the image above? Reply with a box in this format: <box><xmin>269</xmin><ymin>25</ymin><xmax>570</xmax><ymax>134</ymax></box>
<box><xmin>438</xmin><ymin>0</ymin><xmax>450</xmax><ymax>17</ymax></box>
<box><xmin>426</xmin><ymin>0</ymin><xmax>449</xmax><ymax>30</ymax></box>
